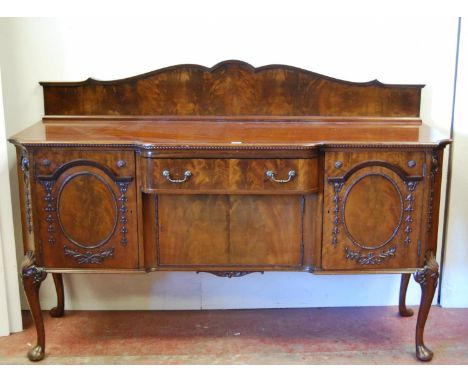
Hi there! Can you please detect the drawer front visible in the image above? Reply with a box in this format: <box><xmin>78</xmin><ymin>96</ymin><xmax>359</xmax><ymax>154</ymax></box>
<box><xmin>142</xmin><ymin>158</ymin><xmax>318</xmax><ymax>194</ymax></box>
<box><xmin>326</xmin><ymin>150</ymin><xmax>425</xmax><ymax>178</ymax></box>
<box><xmin>34</xmin><ymin>150</ymin><xmax>135</xmax><ymax>178</ymax></box>
<box><xmin>32</xmin><ymin>149</ymin><xmax>139</xmax><ymax>269</ymax></box>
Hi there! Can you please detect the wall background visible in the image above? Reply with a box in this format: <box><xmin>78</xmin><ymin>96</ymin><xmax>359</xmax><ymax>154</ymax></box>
<box><xmin>440</xmin><ymin>20</ymin><xmax>468</xmax><ymax>307</ymax></box>
<box><xmin>0</xmin><ymin>13</ymin><xmax>465</xmax><ymax>317</ymax></box>
<box><xmin>0</xmin><ymin>68</ymin><xmax>22</xmax><ymax>335</ymax></box>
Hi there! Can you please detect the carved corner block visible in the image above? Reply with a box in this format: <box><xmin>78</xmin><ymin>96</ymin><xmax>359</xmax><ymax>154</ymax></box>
<box><xmin>21</xmin><ymin>251</ymin><xmax>46</xmax><ymax>285</ymax></box>
<box><xmin>414</xmin><ymin>253</ymin><xmax>439</xmax><ymax>288</ymax></box>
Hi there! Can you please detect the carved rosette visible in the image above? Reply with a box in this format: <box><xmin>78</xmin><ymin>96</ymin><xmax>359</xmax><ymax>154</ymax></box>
<box><xmin>39</xmin><ymin>180</ymin><xmax>56</xmax><ymax>245</ymax></box>
<box><xmin>20</xmin><ymin>150</ymin><xmax>33</xmax><ymax>234</ymax></box>
<box><xmin>21</xmin><ymin>251</ymin><xmax>46</xmax><ymax>284</ymax></box>
<box><xmin>116</xmin><ymin>181</ymin><xmax>130</xmax><ymax>246</ymax></box>
<box><xmin>331</xmin><ymin>181</ymin><xmax>344</xmax><ymax>246</ymax></box>
<box><xmin>403</xmin><ymin>181</ymin><xmax>418</xmax><ymax>245</ymax></box>
<box><xmin>345</xmin><ymin>246</ymin><xmax>396</xmax><ymax>265</ymax></box>
<box><xmin>64</xmin><ymin>246</ymin><xmax>114</xmax><ymax>264</ymax></box>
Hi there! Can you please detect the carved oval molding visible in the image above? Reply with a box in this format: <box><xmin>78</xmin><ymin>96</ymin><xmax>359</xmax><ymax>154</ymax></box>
<box><xmin>57</xmin><ymin>172</ymin><xmax>118</xmax><ymax>249</ymax></box>
<box><xmin>342</xmin><ymin>173</ymin><xmax>403</xmax><ymax>250</ymax></box>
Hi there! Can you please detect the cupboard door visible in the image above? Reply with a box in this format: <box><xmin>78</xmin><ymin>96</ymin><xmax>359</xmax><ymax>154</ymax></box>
<box><xmin>33</xmin><ymin>152</ymin><xmax>138</xmax><ymax>269</ymax></box>
<box><xmin>158</xmin><ymin>195</ymin><xmax>230</xmax><ymax>265</ymax></box>
<box><xmin>156</xmin><ymin>194</ymin><xmax>304</xmax><ymax>268</ymax></box>
<box><xmin>322</xmin><ymin>151</ymin><xmax>425</xmax><ymax>270</ymax></box>
<box><xmin>229</xmin><ymin>195</ymin><xmax>303</xmax><ymax>266</ymax></box>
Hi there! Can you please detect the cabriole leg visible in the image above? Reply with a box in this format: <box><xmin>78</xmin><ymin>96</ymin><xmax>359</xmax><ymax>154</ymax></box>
<box><xmin>414</xmin><ymin>252</ymin><xmax>439</xmax><ymax>362</ymax></box>
<box><xmin>399</xmin><ymin>274</ymin><xmax>414</xmax><ymax>317</ymax></box>
<box><xmin>21</xmin><ymin>252</ymin><xmax>47</xmax><ymax>362</ymax></box>
<box><xmin>50</xmin><ymin>273</ymin><xmax>65</xmax><ymax>317</ymax></box>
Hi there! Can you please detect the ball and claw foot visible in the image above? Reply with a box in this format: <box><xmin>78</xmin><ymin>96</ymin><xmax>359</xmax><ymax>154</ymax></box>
<box><xmin>416</xmin><ymin>344</ymin><xmax>434</xmax><ymax>362</ymax></box>
<box><xmin>27</xmin><ymin>345</ymin><xmax>44</xmax><ymax>362</ymax></box>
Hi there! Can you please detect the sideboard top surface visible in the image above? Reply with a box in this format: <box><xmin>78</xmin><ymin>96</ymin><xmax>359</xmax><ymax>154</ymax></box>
<box><xmin>9</xmin><ymin>117</ymin><xmax>449</xmax><ymax>149</ymax></box>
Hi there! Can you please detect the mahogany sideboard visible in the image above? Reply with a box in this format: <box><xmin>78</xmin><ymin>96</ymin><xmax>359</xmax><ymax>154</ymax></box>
<box><xmin>8</xmin><ymin>61</ymin><xmax>450</xmax><ymax>362</ymax></box>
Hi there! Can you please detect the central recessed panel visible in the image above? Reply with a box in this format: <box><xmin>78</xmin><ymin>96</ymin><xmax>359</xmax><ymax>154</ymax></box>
<box><xmin>157</xmin><ymin>194</ymin><xmax>303</xmax><ymax>267</ymax></box>
<box><xmin>343</xmin><ymin>174</ymin><xmax>403</xmax><ymax>249</ymax></box>
<box><xmin>58</xmin><ymin>173</ymin><xmax>118</xmax><ymax>248</ymax></box>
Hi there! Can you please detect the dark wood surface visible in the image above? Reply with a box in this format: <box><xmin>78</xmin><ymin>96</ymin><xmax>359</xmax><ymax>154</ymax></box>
<box><xmin>142</xmin><ymin>158</ymin><xmax>318</xmax><ymax>194</ymax></box>
<box><xmin>9</xmin><ymin>61</ymin><xmax>450</xmax><ymax>362</ymax></box>
<box><xmin>31</xmin><ymin>151</ymin><xmax>139</xmax><ymax>269</ymax></box>
<box><xmin>40</xmin><ymin>61</ymin><xmax>423</xmax><ymax>117</ymax></box>
<box><xmin>322</xmin><ymin>150</ymin><xmax>426</xmax><ymax>271</ymax></box>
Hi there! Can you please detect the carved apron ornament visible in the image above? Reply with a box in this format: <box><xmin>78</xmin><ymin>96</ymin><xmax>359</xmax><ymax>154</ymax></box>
<box><xmin>345</xmin><ymin>247</ymin><xmax>396</xmax><ymax>265</ymax></box>
<box><xmin>64</xmin><ymin>246</ymin><xmax>115</xmax><ymax>264</ymax></box>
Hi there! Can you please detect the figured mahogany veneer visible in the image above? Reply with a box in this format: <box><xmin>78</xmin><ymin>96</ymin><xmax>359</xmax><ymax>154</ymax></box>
<box><xmin>141</xmin><ymin>158</ymin><xmax>318</xmax><ymax>194</ymax></box>
<box><xmin>9</xmin><ymin>61</ymin><xmax>449</xmax><ymax>362</ymax></box>
<box><xmin>40</xmin><ymin>60</ymin><xmax>423</xmax><ymax>117</ymax></box>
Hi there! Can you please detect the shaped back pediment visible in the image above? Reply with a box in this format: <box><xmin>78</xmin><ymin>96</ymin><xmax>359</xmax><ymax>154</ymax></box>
<box><xmin>41</xmin><ymin>60</ymin><xmax>423</xmax><ymax>117</ymax></box>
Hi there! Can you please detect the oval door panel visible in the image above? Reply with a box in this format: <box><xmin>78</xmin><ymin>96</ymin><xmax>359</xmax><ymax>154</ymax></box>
<box><xmin>343</xmin><ymin>173</ymin><xmax>403</xmax><ymax>249</ymax></box>
<box><xmin>57</xmin><ymin>172</ymin><xmax>118</xmax><ymax>248</ymax></box>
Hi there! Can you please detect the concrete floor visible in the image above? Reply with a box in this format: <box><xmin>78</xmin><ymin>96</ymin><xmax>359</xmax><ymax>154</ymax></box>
<box><xmin>0</xmin><ymin>306</ymin><xmax>467</xmax><ymax>364</ymax></box>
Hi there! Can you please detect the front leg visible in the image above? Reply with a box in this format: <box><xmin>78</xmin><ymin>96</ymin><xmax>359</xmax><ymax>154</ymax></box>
<box><xmin>21</xmin><ymin>252</ymin><xmax>47</xmax><ymax>362</ymax></box>
<box><xmin>414</xmin><ymin>252</ymin><xmax>439</xmax><ymax>362</ymax></box>
<box><xmin>50</xmin><ymin>273</ymin><xmax>65</xmax><ymax>317</ymax></box>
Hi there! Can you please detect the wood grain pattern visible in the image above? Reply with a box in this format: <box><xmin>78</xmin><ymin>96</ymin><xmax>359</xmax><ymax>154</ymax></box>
<box><xmin>157</xmin><ymin>194</ymin><xmax>304</xmax><ymax>267</ymax></box>
<box><xmin>57</xmin><ymin>172</ymin><xmax>118</xmax><ymax>247</ymax></box>
<box><xmin>343</xmin><ymin>174</ymin><xmax>403</xmax><ymax>248</ymax></box>
<box><xmin>31</xmin><ymin>151</ymin><xmax>139</xmax><ymax>269</ymax></box>
<box><xmin>158</xmin><ymin>195</ymin><xmax>230</xmax><ymax>265</ymax></box>
<box><xmin>33</xmin><ymin>149</ymin><xmax>135</xmax><ymax>178</ymax></box>
<box><xmin>10</xmin><ymin>117</ymin><xmax>424</xmax><ymax>148</ymax></box>
<box><xmin>40</xmin><ymin>61</ymin><xmax>423</xmax><ymax>117</ymax></box>
<box><xmin>322</xmin><ymin>150</ymin><xmax>426</xmax><ymax>270</ymax></box>
<box><xmin>142</xmin><ymin>158</ymin><xmax>318</xmax><ymax>194</ymax></box>
<box><xmin>229</xmin><ymin>195</ymin><xmax>303</xmax><ymax>266</ymax></box>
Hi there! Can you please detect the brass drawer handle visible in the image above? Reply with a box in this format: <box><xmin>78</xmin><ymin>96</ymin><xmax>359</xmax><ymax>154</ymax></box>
<box><xmin>265</xmin><ymin>170</ymin><xmax>296</xmax><ymax>183</ymax></box>
<box><xmin>162</xmin><ymin>169</ymin><xmax>192</xmax><ymax>183</ymax></box>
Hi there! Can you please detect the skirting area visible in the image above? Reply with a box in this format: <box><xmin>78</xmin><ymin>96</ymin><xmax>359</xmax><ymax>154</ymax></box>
<box><xmin>1</xmin><ymin>306</ymin><xmax>467</xmax><ymax>364</ymax></box>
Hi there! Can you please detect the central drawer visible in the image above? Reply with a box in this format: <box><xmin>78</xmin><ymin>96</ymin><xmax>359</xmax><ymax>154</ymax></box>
<box><xmin>141</xmin><ymin>158</ymin><xmax>318</xmax><ymax>194</ymax></box>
